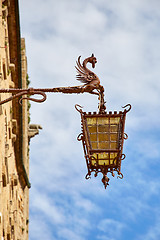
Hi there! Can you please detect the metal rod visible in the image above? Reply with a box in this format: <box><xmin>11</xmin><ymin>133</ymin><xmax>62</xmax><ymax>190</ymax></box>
<box><xmin>0</xmin><ymin>85</ymin><xmax>106</xmax><ymax>112</ymax></box>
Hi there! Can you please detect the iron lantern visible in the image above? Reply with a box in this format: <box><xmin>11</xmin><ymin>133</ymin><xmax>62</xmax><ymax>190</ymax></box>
<box><xmin>76</xmin><ymin>104</ymin><xmax>131</xmax><ymax>188</ymax></box>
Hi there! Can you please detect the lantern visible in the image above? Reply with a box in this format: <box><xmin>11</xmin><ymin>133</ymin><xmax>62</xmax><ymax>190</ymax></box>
<box><xmin>76</xmin><ymin>104</ymin><xmax>131</xmax><ymax>188</ymax></box>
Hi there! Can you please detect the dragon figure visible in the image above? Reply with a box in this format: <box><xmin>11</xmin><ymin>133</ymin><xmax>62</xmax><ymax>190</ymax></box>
<box><xmin>75</xmin><ymin>54</ymin><xmax>106</xmax><ymax>113</ymax></box>
<box><xmin>75</xmin><ymin>54</ymin><xmax>101</xmax><ymax>95</ymax></box>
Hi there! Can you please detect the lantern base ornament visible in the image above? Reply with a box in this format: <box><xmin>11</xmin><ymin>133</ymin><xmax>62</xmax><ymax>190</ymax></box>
<box><xmin>102</xmin><ymin>175</ymin><xmax>110</xmax><ymax>189</ymax></box>
<box><xmin>76</xmin><ymin>103</ymin><xmax>131</xmax><ymax>189</ymax></box>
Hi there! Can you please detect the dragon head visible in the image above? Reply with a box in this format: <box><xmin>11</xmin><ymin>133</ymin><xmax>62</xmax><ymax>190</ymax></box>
<box><xmin>88</xmin><ymin>53</ymin><xmax>97</xmax><ymax>68</ymax></box>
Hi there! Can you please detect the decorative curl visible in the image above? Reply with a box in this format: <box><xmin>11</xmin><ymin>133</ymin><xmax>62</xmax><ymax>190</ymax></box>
<box><xmin>85</xmin><ymin>173</ymin><xmax>91</xmax><ymax>180</ymax></box>
<box><xmin>113</xmin><ymin>156</ymin><xmax>118</xmax><ymax>165</ymax></box>
<box><xmin>111</xmin><ymin>171</ymin><xmax>115</xmax><ymax>177</ymax></box>
<box><xmin>117</xmin><ymin>172</ymin><xmax>123</xmax><ymax>179</ymax></box>
<box><xmin>77</xmin><ymin>133</ymin><xmax>83</xmax><ymax>141</ymax></box>
<box><xmin>122</xmin><ymin>104</ymin><xmax>132</xmax><ymax>113</ymax></box>
<box><xmin>19</xmin><ymin>91</ymin><xmax>47</xmax><ymax>105</ymax></box>
<box><xmin>90</xmin><ymin>155</ymin><xmax>96</xmax><ymax>160</ymax></box>
<box><xmin>121</xmin><ymin>154</ymin><xmax>126</xmax><ymax>161</ymax></box>
<box><xmin>0</xmin><ymin>91</ymin><xmax>28</xmax><ymax>105</ymax></box>
<box><xmin>75</xmin><ymin>104</ymin><xmax>83</xmax><ymax>113</ymax></box>
<box><xmin>124</xmin><ymin>133</ymin><xmax>128</xmax><ymax>140</ymax></box>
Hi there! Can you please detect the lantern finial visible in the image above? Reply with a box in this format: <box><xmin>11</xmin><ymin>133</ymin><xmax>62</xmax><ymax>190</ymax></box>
<box><xmin>102</xmin><ymin>175</ymin><xmax>110</xmax><ymax>189</ymax></box>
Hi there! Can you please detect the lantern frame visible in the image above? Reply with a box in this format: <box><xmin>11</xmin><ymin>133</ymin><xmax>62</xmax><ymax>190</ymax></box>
<box><xmin>76</xmin><ymin>104</ymin><xmax>131</xmax><ymax>188</ymax></box>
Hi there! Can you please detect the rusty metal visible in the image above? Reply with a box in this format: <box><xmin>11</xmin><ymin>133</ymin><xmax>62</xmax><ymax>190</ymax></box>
<box><xmin>0</xmin><ymin>54</ymin><xmax>106</xmax><ymax>114</ymax></box>
<box><xmin>0</xmin><ymin>54</ymin><xmax>131</xmax><ymax>189</ymax></box>
<box><xmin>75</xmin><ymin>104</ymin><xmax>131</xmax><ymax>189</ymax></box>
<box><xmin>75</xmin><ymin>54</ymin><xmax>106</xmax><ymax>113</ymax></box>
<box><xmin>75</xmin><ymin>54</ymin><xmax>100</xmax><ymax>92</ymax></box>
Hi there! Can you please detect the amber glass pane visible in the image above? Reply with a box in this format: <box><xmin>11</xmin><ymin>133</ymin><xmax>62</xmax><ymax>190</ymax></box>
<box><xmin>110</xmin><ymin>142</ymin><xmax>117</xmax><ymax>149</ymax></box>
<box><xmin>98</xmin><ymin>133</ymin><xmax>110</xmax><ymax>141</ymax></box>
<box><xmin>92</xmin><ymin>153</ymin><xmax>98</xmax><ymax>159</ymax></box>
<box><xmin>90</xmin><ymin>134</ymin><xmax>97</xmax><ymax>141</ymax></box>
<box><xmin>91</xmin><ymin>153</ymin><xmax>110</xmax><ymax>166</ymax></box>
<box><xmin>91</xmin><ymin>159</ymin><xmax>96</xmax><ymax>166</ymax></box>
<box><xmin>87</xmin><ymin>118</ymin><xmax>97</xmax><ymax>125</ymax></box>
<box><xmin>110</xmin><ymin>117</ymin><xmax>120</xmax><ymax>124</ymax></box>
<box><xmin>110</xmin><ymin>153</ymin><xmax>118</xmax><ymax>165</ymax></box>
<box><xmin>88</xmin><ymin>126</ymin><xmax>97</xmax><ymax>133</ymax></box>
<box><xmin>110</xmin><ymin>152</ymin><xmax>118</xmax><ymax>159</ymax></box>
<box><xmin>110</xmin><ymin>159</ymin><xmax>114</xmax><ymax>164</ymax></box>
<box><xmin>97</xmin><ymin>117</ymin><xmax>109</xmax><ymax>124</ymax></box>
<box><xmin>91</xmin><ymin>153</ymin><xmax>97</xmax><ymax>166</ymax></box>
<box><xmin>91</xmin><ymin>159</ymin><xmax>109</xmax><ymax>166</ymax></box>
<box><xmin>110</xmin><ymin>133</ymin><xmax>118</xmax><ymax>141</ymax></box>
<box><xmin>98</xmin><ymin>142</ymin><xmax>110</xmax><ymax>149</ymax></box>
<box><xmin>98</xmin><ymin>125</ymin><xmax>109</xmax><ymax>132</ymax></box>
<box><xmin>110</xmin><ymin>125</ymin><xmax>118</xmax><ymax>132</ymax></box>
<box><xmin>91</xmin><ymin>142</ymin><xmax>98</xmax><ymax>149</ymax></box>
<box><xmin>98</xmin><ymin>153</ymin><xmax>109</xmax><ymax>159</ymax></box>
<box><xmin>99</xmin><ymin>160</ymin><xmax>110</xmax><ymax>165</ymax></box>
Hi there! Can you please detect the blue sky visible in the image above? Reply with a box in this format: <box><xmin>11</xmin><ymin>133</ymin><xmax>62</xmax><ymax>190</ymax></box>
<box><xmin>19</xmin><ymin>1</ymin><xmax>160</xmax><ymax>239</ymax></box>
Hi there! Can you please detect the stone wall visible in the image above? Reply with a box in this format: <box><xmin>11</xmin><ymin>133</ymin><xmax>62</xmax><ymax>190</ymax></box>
<box><xmin>0</xmin><ymin>1</ymin><xmax>29</xmax><ymax>239</ymax></box>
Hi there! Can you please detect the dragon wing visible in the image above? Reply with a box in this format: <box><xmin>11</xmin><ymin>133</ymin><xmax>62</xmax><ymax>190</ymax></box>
<box><xmin>75</xmin><ymin>56</ymin><xmax>96</xmax><ymax>84</ymax></box>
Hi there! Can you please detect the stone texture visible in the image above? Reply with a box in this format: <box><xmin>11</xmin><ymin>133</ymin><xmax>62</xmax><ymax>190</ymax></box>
<box><xmin>0</xmin><ymin>1</ymin><xmax>29</xmax><ymax>239</ymax></box>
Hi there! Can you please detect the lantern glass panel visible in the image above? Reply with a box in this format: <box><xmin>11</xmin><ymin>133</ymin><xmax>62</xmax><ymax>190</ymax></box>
<box><xmin>110</xmin><ymin>125</ymin><xmax>118</xmax><ymax>132</ymax></box>
<box><xmin>90</xmin><ymin>134</ymin><xmax>97</xmax><ymax>142</ymax></box>
<box><xmin>110</xmin><ymin>142</ymin><xmax>117</xmax><ymax>149</ymax></box>
<box><xmin>87</xmin><ymin>118</ymin><xmax>97</xmax><ymax>125</ymax></box>
<box><xmin>98</xmin><ymin>125</ymin><xmax>109</xmax><ymax>132</ymax></box>
<box><xmin>92</xmin><ymin>142</ymin><xmax>98</xmax><ymax>149</ymax></box>
<box><xmin>110</xmin><ymin>133</ymin><xmax>118</xmax><ymax>141</ymax></box>
<box><xmin>86</xmin><ymin>116</ymin><xmax>121</xmax><ymax>151</ymax></box>
<box><xmin>91</xmin><ymin>152</ymin><xmax>118</xmax><ymax>167</ymax></box>
<box><xmin>98</xmin><ymin>142</ymin><xmax>110</xmax><ymax>149</ymax></box>
<box><xmin>98</xmin><ymin>133</ymin><xmax>109</xmax><ymax>141</ymax></box>
<box><xmin>110</xmin><ymin>117</ymin><xmax>120</xmax><ymax>124</ymax></box>
<box><xmin>97</xmin><ymin>117</ymin><xmax>109</xmax><ymax>124</ymax></box>
<box><xmin>88</xmin><ymin>126</ymin><xmax>97</xmax><ymax>133</ymax></box>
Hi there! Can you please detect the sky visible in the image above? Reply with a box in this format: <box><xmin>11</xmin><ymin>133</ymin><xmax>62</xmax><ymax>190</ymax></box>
<box><xmin>19</xmin><ymin>1</ymin><xmax>160</xmax><ymax>240</ymax></box>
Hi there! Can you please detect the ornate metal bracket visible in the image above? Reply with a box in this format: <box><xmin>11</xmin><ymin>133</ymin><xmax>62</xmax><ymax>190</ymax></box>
<box><xmin>0</xmin><ymin>85</ymin><xmax>105</xmax><ymax>112</ymax></box>
<box><xmin>0</xmin><ymin>54</ymin><xmax>106</xmax><ymax>113</ymax></box>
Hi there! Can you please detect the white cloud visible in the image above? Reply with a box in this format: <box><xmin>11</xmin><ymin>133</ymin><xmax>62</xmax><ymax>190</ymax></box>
<box><xmin>97</xmin><ymin>218</ymin><xmax>125</xmax><ymax>239</ymax></box>
<box><xmin>29</xmin><ymin>214</ymin><xmax>56</xmax><ymax>240</ymax></box>
<box><xmin>30</xmin><ymin>188</ymin><xmax>66</xmax><ymax>224</ymax></box>
<box><xmin>137</xmin><ymin>213</ymin><xmax>160</xmax><ymax>240</ymax></box>
<box><xmin>57</xmin><ymin>228</ymin><xmax>85</xmax><ymax>240</ymax></box>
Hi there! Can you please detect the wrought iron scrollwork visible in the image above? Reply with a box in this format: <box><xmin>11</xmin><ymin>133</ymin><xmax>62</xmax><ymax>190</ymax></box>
<box><xmin>19</xmin><ymin>91</ymin><xmax>47</xmax><ymax>105</ymax></box>
<box><xmin>77</xmin><ymin>133</ymin><xmax>83</xmax><ymax>141</ymax></box>
<box><xmin>124</xmin><ymin>133</ymin><xmax>128</xmax><ymax>140</ymax></box>
<box><xmin>85</xmin><ymin>173</ymin><xmax>91</xmax><ymax>180</ymax></box>
<box><xmin>122</xmin><ymin>104</ymin><xmax>132</xmax><ymax>113</ymax></box>
<box><xmin>121</xmin><ymin>154</ymin><xmax>126</xmax><ymax>161</ymax></box>
<box><xmin>111</xmin><ymin>171</ymin><xmax>115</xmax><ymax>177</ymax></box>
<box><xmin>117</xmin><ymin>172</ymin><xmax>123</xmax><ymax>179</ymax></box>
<box><xmin>75</xmin><ymin>104</ymin><xmax>83</xmax><ymax>114</ymax></box>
